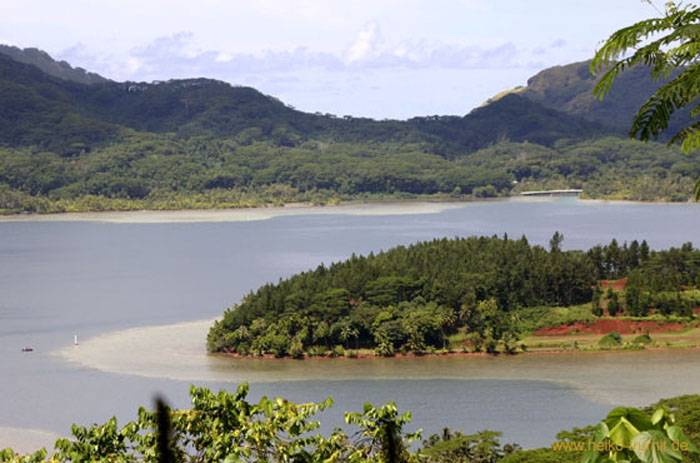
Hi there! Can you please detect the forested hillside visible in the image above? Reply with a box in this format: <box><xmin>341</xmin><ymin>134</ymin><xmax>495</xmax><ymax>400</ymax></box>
<box><xmin>207</xmin><ymin>235</ymin><xmax>700</xmax><ymax>358</ymax></box>
<box><xmin>0</xmin><ymin>50</ymin><xmax>604</xmax><ymax>152</ymax></box>
<box><xmin>0</xmin><ymin>46</ymin><xmax>699</xmax><ymax>214</ymax></box>
<box><xmin>489</xmin><ymin>59</ymin><xmax>692</xmax><ymax>137</ymax></box>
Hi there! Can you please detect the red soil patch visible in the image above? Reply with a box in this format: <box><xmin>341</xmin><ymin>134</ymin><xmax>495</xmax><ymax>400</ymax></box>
<box><xmin>598</xmin><ymin>278</ymin><xmax>627</xmax><ymax>291</ymax></box>
<box><xmin>535</xmin><ymin>318</ymin><xmax>686</xmax><ymax>336</ymax></box>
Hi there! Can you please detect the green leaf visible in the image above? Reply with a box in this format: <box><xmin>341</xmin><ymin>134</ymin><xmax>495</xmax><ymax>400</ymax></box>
<box><xmin>609</xmin><ymin>417</ymin><xmax>641</xmax><ymax>446</ymax></box>
<box><xmin>651</xmin><ymin>408</ymin><xmax>665</xmax><ymax>426</ymax></box>
<box><xmin>223</xmin><ymin>453</ymin><xmax>243</xmax><ymax>463</ymax></box>
<box><xmin>605</xmin><ymin>407</ymin><xmax>653</xmax><ymax>432</ymax></box>
<box><xmin>631</xmin><ymin>431</ymin><xmax>683</xmax><ymax>463</ymax></box>
<box><xmin>582</xmin><ymin>448</ymin><xmax>602</xmax><ymax>463</ymax></box>
<box><xmin>594</xmin><ymin>422</ymin><xmax>610</xmax><ymax>443</ymax></box>
<box><xmin>666</xmin><ymin>425</ymin><xmax>700</xmax><ymax>453</ymax></box>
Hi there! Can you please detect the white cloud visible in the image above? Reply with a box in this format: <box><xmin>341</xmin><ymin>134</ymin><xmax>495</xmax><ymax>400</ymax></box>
<box><xmin>75</xmin><ymin>24</ymin><xmax>534</xmax><ymax>83</ymax></box>
<box><xmin>132</xmin><ymin>32</ymin><xmax>197</xmax><ymax>62</ymax></box>
<box><xmin>346</xmin><ymin>22</ymin><xmax>382</xmax><ymax>63</ymax></box>
<box><xmin>215</xmin><ymin>52</ymin><xmax>232</xmax><ymax>63</ymax></box>
<box><xmin>0</xmin><ymin>0</ymin><xmax>664</xmax><ymax>120</ymax></box>
<box><xmin>125</xmin><ymin>57</ymin><xmax>144</xmax><ymax>74</ymax></box>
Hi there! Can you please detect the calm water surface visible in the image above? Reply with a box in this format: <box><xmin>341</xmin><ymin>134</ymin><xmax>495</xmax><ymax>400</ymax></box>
<box><xmin>1</xmin><ymin>198</ymin><xmax>699</xmax><ymax>449</ymax></box>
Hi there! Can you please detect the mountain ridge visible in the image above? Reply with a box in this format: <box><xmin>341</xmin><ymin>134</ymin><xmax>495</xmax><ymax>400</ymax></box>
<box><xmin>487</xmin><ymin>59</ymin><xmax>691</xmax><ymax>138</ymax></box>
<box><xmin>0</xmin><ymin>44</ymin><xmax>110</xmax><ymax>85</ymax></box>
<box><xmin>0</xmin><ymin>46</ymin><xmax>607</xmax><ymax>155</ymax></box>
<box><xmin>0</xmin><ymin>44</ymin><xmax>686</xmax><ymax>135</ymax></box>
<box><xmin>0</xmin><ymin>44</ymin><xmax>697</xmax><ymax>213</ymax></box>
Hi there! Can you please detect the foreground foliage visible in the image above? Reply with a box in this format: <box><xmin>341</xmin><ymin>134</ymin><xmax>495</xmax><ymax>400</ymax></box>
<box><xmin>0</xmin><ymin>384</ymin><xmax>422</xmax><ymax>463</ymax></box>
<box><xmin>582</xmin><ymin>406</ymin><xmax>698</xmax><ymax>463</ymax></box>
<box><xmin>592</xmin><ymin>1</ymin><xmax>700</xmax><ymax>197</ymax></box>
<box><xmin>2</xmin><ymin>388</ymin><xmax>699</xmax><ymax>463</ymax></box>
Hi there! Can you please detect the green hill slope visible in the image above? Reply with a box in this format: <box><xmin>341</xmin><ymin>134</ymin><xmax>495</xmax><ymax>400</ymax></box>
<box><xmin>0</xmin><ymin>46</ymin><xmax>697</xmax><ymax>213</ymax></box>
<box><xmin>0</xmin><ymin>44</ymin><xmax>109</xmax><ymax>85</ymax></box>
<box><xmin>490</xmin><ymin>60</ymin><xmax>691</xmax><ymax>137</ymax></box>
<box><xmin>0</xmin><ymin>46</ymin><xmax>606</xmax><ymax>152</ymax></box>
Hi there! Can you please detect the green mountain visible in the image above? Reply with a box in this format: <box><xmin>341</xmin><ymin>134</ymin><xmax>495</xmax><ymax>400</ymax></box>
<box><xmin>0</xmin><ymin>46</ymin><xmax>697</xmax><ymax>214</ymax></box>
<box><xmin>0</xmin><ymin>47</ymin><xmax>606</xmax><ymax>154</ymax></box>
<box><xmin>0</xmin><ymin>44</ymin><xmax>109</xmax><ymax>85</ymax></box>
<box><xmin>491</xmin><ymin>59</ymin><xmax>690</xmax><ymax>137</ymax></box>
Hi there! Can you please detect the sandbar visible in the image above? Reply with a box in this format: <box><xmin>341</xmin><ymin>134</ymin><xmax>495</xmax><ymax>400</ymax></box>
<box><xmin>0</xmin><ymin>200</ymin><xmax>470</xmax><ymax>224</ymax></box>
<box><xmin>51</xmin><ymin>318</ymin><xmax>700</xmax><ymax>407</ymax></box>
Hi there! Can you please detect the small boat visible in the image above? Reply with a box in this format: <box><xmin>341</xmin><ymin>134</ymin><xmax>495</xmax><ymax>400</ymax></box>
<box><xmin>21</xmin><ymin>347</ymin><xmax>33</xmax><ymax>352</ymax></box>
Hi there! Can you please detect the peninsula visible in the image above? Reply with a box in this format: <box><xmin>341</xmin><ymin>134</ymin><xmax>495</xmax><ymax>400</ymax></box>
<box><xmin>208</xmin><ymin>234</ymin><xmax>700</xmax><ymax>359</ymax></box>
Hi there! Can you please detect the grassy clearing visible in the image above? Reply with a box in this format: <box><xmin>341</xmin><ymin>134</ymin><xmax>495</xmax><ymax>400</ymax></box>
<box><xmin>521</xmin><ymin>325</ymin><xmax>700</xmax><ymax>353</ymax></box>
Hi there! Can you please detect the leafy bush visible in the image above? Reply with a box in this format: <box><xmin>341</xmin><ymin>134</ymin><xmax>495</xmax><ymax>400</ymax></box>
<box><xmin>307</xmin><ymin>345</ymin><xmax>327</xmax><ymax>357</ymax></box>
<box><xmin>331</xmin><ymin>345</ymin><xmax>345</xmax><ymax>357</ymax></box>
<box><xmin>599</xmin><ymin>331</ymin><xmax>623</xmax><ymax>346</ymax></box>
<box><xmin>632</xmin><ymin>334</ymin><xmax>653</xmax><ymax>344</ymax></box>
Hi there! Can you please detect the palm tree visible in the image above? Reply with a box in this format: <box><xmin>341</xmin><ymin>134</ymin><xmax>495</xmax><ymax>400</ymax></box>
<box><xmin>340</xmin><ymin>323</ymin><xmax>359</xmax><ymax>349</ymax></box>
<box><xmin>434</xmin><ymin>308</ymin><xmax>456</xmax><ymax>350</ymax></box>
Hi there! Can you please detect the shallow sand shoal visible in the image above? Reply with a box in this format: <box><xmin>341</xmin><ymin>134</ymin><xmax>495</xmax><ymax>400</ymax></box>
<box><xmin>0</xmin><ymin>201</ymin><xmax>470</xmax><ymax>224</ymax></box>
<box><xmin>51</xmin><ymin>317</ymin><xmax>700</xmax><ymax>407</ymax></box>
<box><xmin>51</xmin><ymin>319</ymin><xmax>216</xmax><ymax>381</ymax></box>
<box><xmin>0</xmin><ymin>426</ymin><xmax>61</xmax><ymax>454</ymax></box>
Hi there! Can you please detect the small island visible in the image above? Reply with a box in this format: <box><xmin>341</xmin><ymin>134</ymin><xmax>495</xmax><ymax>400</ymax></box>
<box><xmin>207</xmin><ymin>234</ymin><xmax>700</xmax><ymax>358</ymax></box>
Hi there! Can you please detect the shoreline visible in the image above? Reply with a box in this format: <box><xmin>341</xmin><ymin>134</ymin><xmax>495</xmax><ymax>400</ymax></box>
<box><xmin>0</xmin><ymin>198</ymin><xmax>474</xmax><ymax>223</ymax></box>
<box><xmin>211</xmin><ymin>343</ymin><xmax>700</xmax><ymax>361</ymax></box>
<box><xmin>50</xmin><ymin>317</ymin><xmax>700</xmax><ymax>407</ymax></box>
<box><xmin>578</xmin><ymin>197</ymin><xmax>699</xmax><ymax>206</ymax></box>
<box><xmin>2</xmin><ymin>196</ymin><xmax>698</xmax><ymax>223</ymax></box>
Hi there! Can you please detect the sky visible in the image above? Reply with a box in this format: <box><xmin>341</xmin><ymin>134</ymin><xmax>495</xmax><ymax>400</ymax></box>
<box><xmin>0</xmin><ymin>0</ymin><xmax>660</xmax><ymax>119</ymax></box>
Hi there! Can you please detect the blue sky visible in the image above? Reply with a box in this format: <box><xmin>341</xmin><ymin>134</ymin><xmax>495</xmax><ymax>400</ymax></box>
<box><xmin>0</xmin><ymin>0</ymin><xmax>659</xmax><ymax>119</ymax></box>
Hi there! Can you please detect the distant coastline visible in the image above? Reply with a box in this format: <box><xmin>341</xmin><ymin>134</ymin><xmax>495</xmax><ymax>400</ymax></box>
<box><xmin>0</xmin><ymin>198</ymin><xmax>484</xmax><ymax>223</ymax></box>
<box><xmin>1</xmin><ymin>196</ymin><xmax>697</xmax><ymax>223</ymax></box>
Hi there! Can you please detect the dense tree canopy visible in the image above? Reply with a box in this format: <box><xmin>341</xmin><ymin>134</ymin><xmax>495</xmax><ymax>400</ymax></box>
<box><xmin>208</xmin><ymin>234</ymin><xmax>598</xmax><ymax>357</ymax></box>
<box><xmin>208</xmin><ymin>235</ymin><xmax>700</xmax><ymax>358</ymax></box>
<box><xmin>2</xmin><ymin>135</ymin><xmax>698</xmax><ymax>215</ymax></box>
